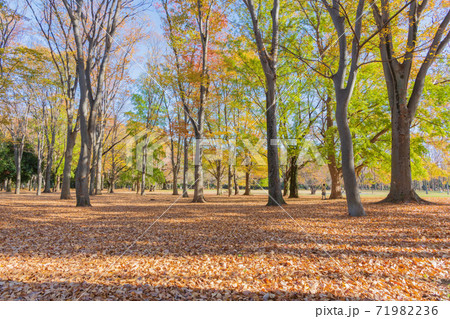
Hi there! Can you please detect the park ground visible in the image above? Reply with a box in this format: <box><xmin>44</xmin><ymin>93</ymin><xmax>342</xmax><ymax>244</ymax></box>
<box><xmin>0</xmin><ymin>190</ymin><xmax>449</xmax><ymax>300</ymax></box>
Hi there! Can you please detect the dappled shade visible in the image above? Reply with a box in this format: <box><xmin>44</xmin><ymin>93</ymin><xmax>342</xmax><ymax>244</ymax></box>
<box><xmin>0</xmin><ymin>191</ymin><xmax>448</xmax><ymax>300</ymax></box>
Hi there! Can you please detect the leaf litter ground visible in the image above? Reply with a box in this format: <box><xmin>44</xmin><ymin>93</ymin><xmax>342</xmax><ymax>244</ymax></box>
<box><xmin>0</xmin><ymin>191</ymin><xmax>448</xmax><ymax>300</ymax></box>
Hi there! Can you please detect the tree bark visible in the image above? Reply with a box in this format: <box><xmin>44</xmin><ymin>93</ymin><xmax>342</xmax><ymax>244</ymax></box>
<box><xmin>54</xmin><ymin>174</ymin><xmax>61</xmax><ymax>192</ymax></box>
<box><xmin>13</xmin><ymin>143</ymin><xmax>24</xmax><ymax>195</ymax></box>
<box><xmin>89</xmin><ymin>129</ymin><xmax>98</xmax><ymax>195</ymax></box>
<box><xmin>243</xmin><ymin>0</ymin><xmax>285</xmax><ymax>206</ymax></box>
<box><xmin>95</xmin><ymin>128</ymin><xmax>104</xmax><ymax>195</ymax></box>
<box><xmin>233</xmin><ymin>166</ymin><xmax>239</xmax><ymax>195</ymax></box>
<box><xmin>288</xmin><ymin>156</ymin><xmax>298</xmax><ymax>198</ymax></box>
<box><xmin>189</xmin><ymin>0</ymin><xmax>210</xmax><ymax>203</ymax></box>
<box><xmin>265</xmin><ymin>42</ymin><xmax>285</xmax><ymax>205</ymax></box>
<box><xmin>215</xmin><ymin>160</ymin><xmax>222</xmax><ymax>195</ymax></box>
<box><xmin>328</xmin><ymin>162</ymin><xmax>342</xmax><ymax>199</ymax></box>
<box><xmin>109</xmin><ymin>147</ymin><xmax>116</xmax><ymax>194</ymax></box>
<box><xmin>192</xmin><ymin>135</ymin><xmax>205</xmax><ymax>202</ymax></box>
<box><xmin>335</xmin><ymin>89</ymin><xmax>365</xmax><ymax>215</ymax></box>
<box><xmin>172</xmin><ymin>165</ymin><xmax>179</xmax><ymax>195</ymax></box>
<box><xmin>244</xmin><ymin>170</ymin><xmax>251</xmax><ymax>195</ymax></box>
<box><xmin>324</xmin><ymin>0</ymin><xmax>366</xmax><ymax>216</ymax></box>
<box><xmin>170</xmin><ymin>132</ymin><xmax>181</xmax><ymax>195</ymax></box>
<box><xmin>227</xmin><ymin>163</ymin><xmax>232</xmax><ymax>196</ymax></box>
<box><xmin>182</xmin><ymin>136</ymin><xmax>189</xmax><ymax>197</ymax></box>
<box><xmin>383</xmin><ymin>97</ymin><xmax>422</xmax><ymax>202</ymax></box>
<box><xmin>140</xmin><ymin>137</ymin><xmax>148</xmax><ymax>196</ymax></box>
<box><xmin>44</xmin><ymin>127</ymin><xmax>56</xmax><ymax>193</ymax></box>
<box><xmin>324</xmin><ymin>94</ymin><xmax>342</xmax><ymax>199</ymax></box>
<box><xmin>36</xmin><ymin>133</ymin><xmax>43</xmax><ymax>196</ymax></box>
<box><xmin>372</xmin><ymin>1</ymin><xmax>450</xmax><ymax>203</ymax></box>
<box><xmin>66</xmin><ymin>0</ymin><xmax>90</xmax><ymax>207</ymax></box>
<box><xmin>62</xmin><ymin>0</ymin><xmax>122</xmax><ymax>207</ymax></box>
<box><xmin>283</xmin><ymin>163</ymin><xmax>290</xmax><ymax>197</ymax></box>
<box><xmin>61</xmin><ymin>129</ymin><xmax>77</xmax><ymax>199</ymax></box>
<box><xmin>75</xmin><ymin>102</ymin><xmax>91</xmax><ymax>207</ymax></box>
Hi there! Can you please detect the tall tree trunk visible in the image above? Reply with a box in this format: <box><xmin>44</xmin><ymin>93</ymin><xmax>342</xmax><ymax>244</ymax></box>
<box><xmin>172</xmin><ymin>165</ymin><xmax>179</xmax><ymax>195</ymax></box>
<box><xmin>170</xmin><ymin>135</ymin><xmax>180</xmax><ymax>195</ymax></box>
<box><xmin>182</xmin><ymin>136</ymin><xmax>189</xmax><ymax>197</ymax></box>
<box><xmin>371</xmin><ymin>1</ymin><xmax>450</xmax><ymax>203</ymax></box>
<box><xmin>244</xmin><ymin>170</ymin><xmax>251</xmax><ymax>195</ymax></box>
<box><xmin>140</xmin><ymin>168</ymin><xmax>145</xmax><ymax>195</ymax></box>
<box><xmin>325</xmin><ymin>94</ymin><xmax>342</xmax><ymax>199</ymax></box>
<box><xmin>36</xmin><ymin>134</ymin><xmax>43</xmax><ymax>196</ymax></box>
<box><xmin>289</xmin><ymin>156</ymin><xmax>298</xmax><ymax>198</ymax></box>
<box><xmin>325</xmin><ymin>0</ymin><xmax>366</xmax><ymax>216</ymax></box>
<box><xmin>63</xmin><ymin>0</ymin><xmax>122</xmax><ymax>207</ymax></box>
<box><xmin>283</xmin><ymin>164</ymin><xmax>290</xmax><ymax>197</ymax></box>
<box><xmin>14</xmin><ymin>144</ymin><xmax>24</xmax><ymax>195</ymax></box>
<box><xmin>374</xmin><ymin>14</ymin><xmax>421</xmax><ymax>203</ymax></box>
<box><xmin>215</xmin><ymin>160</ymin><xmax>222</xmax><ymax>195</ymax></box>
<box><xmin>233</xmin><ymin>166</ymin><xmax>239</xmax><ymax>195</ymax></box>
<box><xmin>190</xmin><ymin>0</ymin><xmax>209</xmax><ymax>203</ymax></box>
<box><xmin>109</xmin><ymin>148</ymin><xmax>116</xmax><ymax>194</ymax></box>
<box><xmin>109</xmin><ymin>178</ymin><xmax>115</xmax><ymax>193</ymax></box>
<box><xmin>95</xmin><ymin>121</ymin><xmax>104</xmax><ymax>195</ymax></box>
<box><xmin>44</xmin><ymin>129</ymin><xmax>56</xmax><ymax>193</ymax></box>
<box><xmin>374</xmin><ymin>50</ymin><xmax>423</xmax><ymax>203</ymax></box>
<box><xmin>70</xmin><ymin>2</ymin><xmax>91</xmax><ymax>207</ymax></box>
<box><xmin>89</xmin><ymin>131</ymin><xmax>98</xmax><ymax>195</ymax></box>
<box><xmin>335</xmin><ymin>90</ymin><xmax>365</xmax><ymax>216</ymax></box>
<box><xmin>383</xmin><ymin>99</ymin><xmax>421</xmax><ymax>202</ymax></box>
<box><xmin>95</xmin><ymin>143</ymin><xmax>103</xmax><ymax>195</ymax></box>
<box><xmin>243</xmin><ymin>0</ymin><xmax>285</xmax><ymax>206</ymax></box>
<box><xmin>75</xmin><ymin>96</ymin><xmax>91</xmax><ymax>207</ymax></box>
<box><xmin>61</xmin><ymin>129</ymin><xmax>77</xmax><ymax>199</ymax></box>
<box><xmin>43</xmin><ymin>155</ymin><xmax>53</xmax><ymax>193</ymax></box>
<box><xmin>141</xmin><ymin>138</ymin><xmax>148</xmax><ymax>196</ymax></box>
<box><xmin>265</xmin><ymin>83</ymin><xmax>285</xmax><ymax>206</ymax></box>
<box><xmin>328</xmin><ymin>162</ymin><xmax>342</xmax><ymax>199</ymax></box>
<box><xmin>54</xmin><ymin>174</ymin><xmax>61</xmax><ymax>192</ymax></box>
<box><xmin>227</xmin><ymin>163</ymin><xmax>232</xmax><ymax>196</ymax></box>
<box><xmin>192</xmin><ymin>135</ymin><xmax>205</xmax><ymax>202</ymax></box>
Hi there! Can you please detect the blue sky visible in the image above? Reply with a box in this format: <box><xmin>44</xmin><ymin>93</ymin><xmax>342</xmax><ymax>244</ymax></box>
<box><xmin>12</xmin><ymin>0</ymin><xmax>169</xmax><ymax>115</ymax></box>
<box><xmin>128</xmin><ymin>5</ymin><xmax>165</xmax><ymax>80</ymax></box>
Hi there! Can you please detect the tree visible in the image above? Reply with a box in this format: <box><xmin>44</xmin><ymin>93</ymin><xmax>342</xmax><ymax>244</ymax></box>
<box><xmin>128</xmin><ymin>63</ymin><xmax>165</xmax><ymax>195</ymax></box>
<box><xmin>317</xmin><ymin>0</ymin><xmax>368</xmax><ymax>216</ymax></box>
<box><xmin>371</xmin><ymin>0</ymin><xmax>450</xmax><ymax>202</ymax></box>
<box><xmin>0</xmin><ymin>0</ymin><xmax>22</xmax><ymax>94</ymax></box>
<box><xmin>160</xmin><ymin>0</ymin><xmax>195</xmax><ymax>198</ymax></box>
<box><xmin>0</xmin><ymin>140</ymin><xmax>38</xmax><ymax>188</ymax></box>
<box><xmin>160</xmin><ymin>0</ymin><xmax>227</xmax><ymax>202</ymax></box>
<box><xmin>242</xmin><ymin>0</ymin><xmax>285</xmax><ymax>206</ymax></box>
<box><xmin>90</xmin><ymin>17</ymin><xmax>139</xmax><ymax>196</ymax></box>
<box><xmin>61</xmin><ymin>0</ymin><xmax>130</xmax><ymax>206</ymax></box>
<box><xmin>0</xmin><ymin>48</ymin><xmax>45</xmax><ymax>194</ymax></box>
<box><xmin>26</xmin><ymin>0</ymin><xmax>80</xmax><ymax>199</ymax></box>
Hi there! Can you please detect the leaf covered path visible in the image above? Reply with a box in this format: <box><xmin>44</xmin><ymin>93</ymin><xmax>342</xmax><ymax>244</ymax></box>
<box><xmin>0</xmin><ymin>191</ymin><xmax>449</xmax><ymax>300</ymax></box>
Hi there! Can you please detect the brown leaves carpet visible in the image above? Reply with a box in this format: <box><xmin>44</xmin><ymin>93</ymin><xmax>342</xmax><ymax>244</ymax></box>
<box><xmin>0</xmin><ymin>191</ymin><xmax>449</xmax><ymax>300</ymax></box>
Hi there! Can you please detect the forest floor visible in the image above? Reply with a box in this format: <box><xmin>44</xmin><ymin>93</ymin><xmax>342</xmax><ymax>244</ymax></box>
<box><xmin>0</xmin><ymin>190</ymin><xmax>449</xmax><ymax>300</ymax></box>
